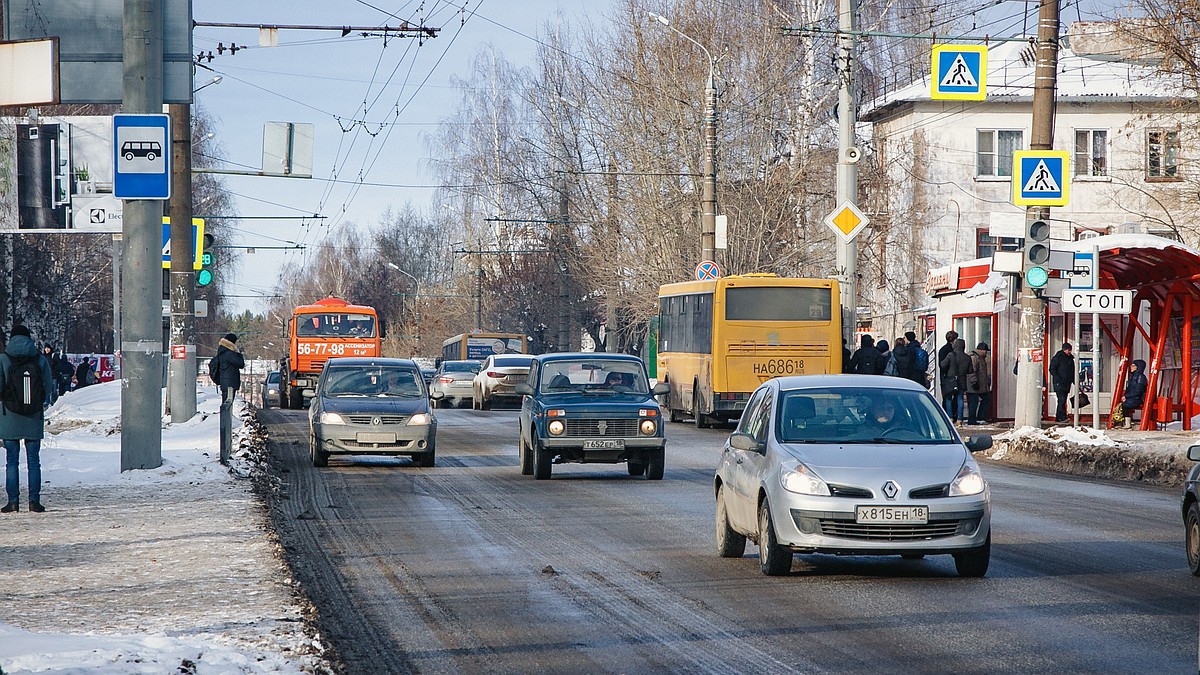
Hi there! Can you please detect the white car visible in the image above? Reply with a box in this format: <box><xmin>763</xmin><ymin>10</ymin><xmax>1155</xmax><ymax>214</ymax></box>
<box><xmin>472</xmin><ymin>354</ymin><xmax>534</xmax><ymax>410</ymax></box>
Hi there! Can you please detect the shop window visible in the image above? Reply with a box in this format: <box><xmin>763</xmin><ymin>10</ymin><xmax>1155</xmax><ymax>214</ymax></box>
<box><xmin>1147</xmin><ymin>129</ymin><xmax>1180</xmax><ymax>181</ymax></box>
<box><xmin>976</xmin><ymin>129</ymin><xmax>1022</xmax><ymax>178</ymax></box>
<box><xmin>1073</xmin><ymin>129</ymin><xmax>1108</xmax><ymax>177</ymax></box>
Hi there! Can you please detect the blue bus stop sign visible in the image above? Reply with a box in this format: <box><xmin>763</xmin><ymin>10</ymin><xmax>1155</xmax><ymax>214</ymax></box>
<box><xmin>113</xmin><ymin>114</ymin><xmax>171</xmax><ymax>200</ymax></box>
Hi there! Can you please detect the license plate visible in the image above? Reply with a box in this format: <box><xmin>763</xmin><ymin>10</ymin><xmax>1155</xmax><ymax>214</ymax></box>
<box><xmin>855</xmin><ymin>505</ymin><xmax>928</xmax><ymax>524</ymax></box>
<box><xmin>583</xmin><ymin>439</ymin><xmax>624</xmax><ymax>450</ymax></box>
<box><xmin>356</xmin><ymin>432</ymin><xmax>396</xmax><ymax>444</ymax></box>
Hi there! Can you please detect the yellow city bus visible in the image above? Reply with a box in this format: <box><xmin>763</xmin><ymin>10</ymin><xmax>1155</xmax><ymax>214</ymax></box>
<box><xmin>441</xmin><ymin>332</ymin><xmax>528</xmax><ymax>362</ymax></box>
<box><xmin>656</xmin><ymin>274</ymin><xmax>842</xmax><ymax>427</ymax></box>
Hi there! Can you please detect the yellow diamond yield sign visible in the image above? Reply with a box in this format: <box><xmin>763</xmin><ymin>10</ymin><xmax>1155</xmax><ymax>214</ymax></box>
<box><xmin>824</xmin><ymin>201</ymin><xmax>870</xmax><ymax>243</ymax></box>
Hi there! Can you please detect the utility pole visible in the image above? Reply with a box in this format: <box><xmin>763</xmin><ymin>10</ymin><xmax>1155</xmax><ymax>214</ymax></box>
<box><xmin>120</xmin><ymin>0</ymin><xmax>165</xmax><ymax>470</ymax></box>
<box><xmin>168</xmin><ymin>103</ymin><xmax>197</xmax><ymax>422</ymax></box>
<box><xmin>701</xmin><ymin>64</ymin><xmax>717</xmax><ymax>264</ymax></box>
<box><xmin>836</xmin><ymin>0</ymin><xmax>860</xmax><ymax>343</ymax></box>
<box><xmin>1014</xmin><ymin>0</ymin><xmax>1060</xmax><ymax>429</ymax></box>
<box><xmin>557</xmin><ymin>174</ymin><xmax>570</xmax><ymax>352</ymax></box>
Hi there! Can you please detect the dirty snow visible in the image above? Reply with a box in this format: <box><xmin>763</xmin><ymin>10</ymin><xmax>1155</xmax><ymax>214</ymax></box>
<box><xmin>0</xmin><ymin>381</ymin><xmax>333</xmax><ymax>674</ymax></box>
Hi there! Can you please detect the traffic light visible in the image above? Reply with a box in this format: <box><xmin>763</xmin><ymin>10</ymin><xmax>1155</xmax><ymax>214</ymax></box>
<box><xmin>197</xmin><ymin>234</ymin><xmax>215</xmax><ymax>287</ymax></box>
<box><xmin>1023</xmin><ymin>219</ymin><xmax>1050</xmax><ymax>289</ymax></box>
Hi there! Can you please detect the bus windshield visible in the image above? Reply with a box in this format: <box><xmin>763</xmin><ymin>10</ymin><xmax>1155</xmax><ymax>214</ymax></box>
<box><xmin>296</xmin><ymin>313</ymin><xmax>377</xmax><ymax>338</ymax></box>
<box><xmin>725</xmin><ymin>287</ymin><xmax>832</xmax><ymax>321</ymax></box>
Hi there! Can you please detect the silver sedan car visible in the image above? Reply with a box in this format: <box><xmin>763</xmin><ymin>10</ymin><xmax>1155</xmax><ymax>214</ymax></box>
<box><xmin>428</xmin><ymin>360</ymin><xmax>481</xmax><ymax>409</ymax></box>
<box><xmin>715</xmin><ymin>375</ymin><xmax>992</xmax><ymax>577</ymax></box>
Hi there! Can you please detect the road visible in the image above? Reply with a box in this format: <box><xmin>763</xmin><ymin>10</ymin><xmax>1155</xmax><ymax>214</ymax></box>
<box><xmin>260</xmin><ymin>406</ymin><xmax>1199</xmax><ymax>674</ymax></box>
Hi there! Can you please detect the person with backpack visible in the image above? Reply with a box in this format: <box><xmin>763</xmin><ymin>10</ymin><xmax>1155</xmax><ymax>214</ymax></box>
<box><xmin>847</xmin><ymin>334</ymin><xmax>883</xmax><ymax>375</ymax></box>
<box><xmin>0</xmin><ymin>325</ymin><xmax>55</xmax><ymax>513</ymax></box>
<box><xmin>906</xmin><ymin>330</ymin><xmax>930</xmax><ymax>388</ymax></box>
<box><xmin>74</xmin><ymin>359</ymin><xmax>97</xmax><ymax>389</ymax></box>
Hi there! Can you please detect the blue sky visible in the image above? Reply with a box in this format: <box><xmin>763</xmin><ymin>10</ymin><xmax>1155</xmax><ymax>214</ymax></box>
<box><xmin>191</xmin><ymin>0</ymin><xmax>613</xmax><ymax>313</ymax></box>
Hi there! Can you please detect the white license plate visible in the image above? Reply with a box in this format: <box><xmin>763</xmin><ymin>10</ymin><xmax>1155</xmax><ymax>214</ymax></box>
<box><xmin>855</xmin><ymin>505</ymin><xmax>928</xmax><ymax>524</ymax></box>
<box><xmin>583</xmin><ymin>439</ymin><xmax>624</xmax><ymax>450</ymax></box>
<box><xmin>357</xmin><ymin>432</ymin><xmax>396</xmax><ymax>444</ymax></box>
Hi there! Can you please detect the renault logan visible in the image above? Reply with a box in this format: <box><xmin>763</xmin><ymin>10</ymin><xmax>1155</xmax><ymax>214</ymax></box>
<box><xmin>715</xmin><ymin>375</ymin><xmax>993</xmax><ymax>577</ymax></box>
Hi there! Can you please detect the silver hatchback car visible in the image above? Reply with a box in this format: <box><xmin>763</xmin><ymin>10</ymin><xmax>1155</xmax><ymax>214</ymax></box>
<box><xmin>715</xmin><ymin>375</ymin><xmax>992</xmax><ymax>577</ymax></box>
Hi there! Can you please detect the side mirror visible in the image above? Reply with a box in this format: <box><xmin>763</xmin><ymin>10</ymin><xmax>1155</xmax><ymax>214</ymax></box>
<box><xmin>965</xmin><ymin>435</ymin><xmax>993</xmax><ymax>452</ymax></box>
<box><xmin>514</xmin><ymin>383</ymin><xmax>533</xmax><ymax>396</ymax></box>
<box><xmin>652</xmin><ymin>381</ymin><xmax>670</xmax><ymax>396</ymax></box>
<box><xmin>728</xmin><ymin>431</ymin><xmax>764</xmax><ymax>454</ymax></box>
<box><xmin>1188</xmin><ymin>445</ymin><xmax>1200</xmax><ymax>462</ymax></box>
<box><xmin>429</xmin><ymin>390</ymin><xmax>445</xmax><ymax>400</ymax></box>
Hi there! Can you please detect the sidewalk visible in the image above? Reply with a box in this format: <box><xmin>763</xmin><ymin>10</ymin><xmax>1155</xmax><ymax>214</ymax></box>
<box><xmin>0</xmin><ymin>382</ymin><xmax>334</xmax><ymax>674</ymax></box>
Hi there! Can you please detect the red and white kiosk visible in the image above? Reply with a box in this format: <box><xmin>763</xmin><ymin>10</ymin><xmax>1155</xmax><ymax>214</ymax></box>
<box><xmin>926</xmin><ymin>233</ymin><xmax>1200</xmax><ymax>429</ymax></box>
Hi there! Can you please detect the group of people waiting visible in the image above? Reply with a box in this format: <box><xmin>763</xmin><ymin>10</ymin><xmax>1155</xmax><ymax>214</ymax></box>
<box><xmin>936</xmin><ymin>331</ymin><xmax>992</xmax><ymax>426</ymax></box>
<box><xmin>844</xmin><ymin>330</ymin><xmax>931</xmax><ymax>387</ymax></box>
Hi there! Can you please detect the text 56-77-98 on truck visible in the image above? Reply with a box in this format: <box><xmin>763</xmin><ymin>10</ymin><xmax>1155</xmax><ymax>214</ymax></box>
<box><xmin>279</xmin><ymin>297</ymin><xmax>382</xmax><ymax>409</ymax></box>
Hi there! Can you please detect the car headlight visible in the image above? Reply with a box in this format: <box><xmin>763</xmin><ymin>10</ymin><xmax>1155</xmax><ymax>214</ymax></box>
<box><xmin>780</xmin><ymin>461</ymin><xmax>830</xmax><ymax>496</ymax></box>
<box><xmin>408</xmin><ymin>413</ymin><xmax>431</xmax><ymax>426</ymax></box>
<box><xmin>949</xmin><ymin>462</ymin><xmax>986</xmax><ymax>496</ymax></box>
<box><xmin>318</xmin><ymin>412</ymin><xmax>347</xmax><ymax>425</ymax></box>
<box><xmin>548</xmin><ymin>419</ymin><xmax>565</xmax><ymax>436</ymax></box>
<box><xmin>640</xmin><ymin>419</ymin><xmax>657</xmax><ymax>435</ymax></box>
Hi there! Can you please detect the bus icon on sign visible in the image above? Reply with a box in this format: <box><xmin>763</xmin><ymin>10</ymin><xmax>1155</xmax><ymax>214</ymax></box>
<box><xmin>121</xmin><ymin>140</ymin><xmax>161</xmax><ymax>162</ymax></box>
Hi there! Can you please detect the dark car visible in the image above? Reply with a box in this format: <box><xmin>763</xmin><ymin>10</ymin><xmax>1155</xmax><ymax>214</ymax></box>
<box><xmin>1183</xmin><ymin>445</ymin><xmax>1200</xmax><ymax>574</ymax></box>
<box><xmin>420</xmin><ymin>368</ymin><xmax>436</xmax><ymax>386</ymax></box>
<box><xmin>308</xmin><ymin>357</ymin><xmax>439</xmax><ymax>467</ymax></box>
<box><xmin>515</xmin><ymin>353</ymin><xmax>671</xmax><ymax>480</ymax></box>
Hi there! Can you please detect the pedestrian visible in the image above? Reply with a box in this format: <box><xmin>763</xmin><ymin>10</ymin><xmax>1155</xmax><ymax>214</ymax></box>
<box><xmin>965</xmin><ymin>342</ymin><xmax>992</xmax><ymax>425</ymax></box>
<box><xmin>939</xmin><ymin>338</ymin><xmax>972</xmax><ymax>424</ymax></box>
<box><xmin>41</xmin><ymin>344</ymin><xmax>58</xmax><ymax>405</ymax></box>
<box><xmin>841</xmin><ymin>338</ymin><xmax>852</xmax><ymax>374</ymax></box>
<box><xmin>890</xmin><ymin>336</ymin><xmax>913</xmax><ymax>378</ymax></box>
<box><xmin>1049</xmin><ymin>342</ymin><xmax>1076</xmax><ymax>423</ymax></box>
<box><xmin>937</xmin><ymin>330</ymin><xmax>958</xmax><ymax>368</ymax></box>
<box><xmin>875</xmin><ymin>339</ymin><xmax>892</xmax><ymax>376</ymax></box>
<box><xmin>0</xmin><ymin>325</ymin><xmax>55</xmax><ymax>513</ymax></box>
<box><xmin>53</xmin><ymin>350</ymin><xmax>73</xmax><ymax>396</ymax></box>
<box><xmin>1119</xmin><ymin>359</ymin><xmax>1148</xmax><ymax>429</ymax></box>
<box><xmin>847</xmin><ymin>334</ymin><xmax>883</xmax><ymax>375</ymax></box>
<box><xmin>212</xmin><ymin>333</ymin><xmax>245</xmax><ymax>466</ymax></box>
<box><xmin>905</xmin><ymin>330</ymin><xmax>930</xmax><ymax>388</ymax></box>
<box><xmin>74</xmin><ymin>359</ymin><xmax>97</xmax><ymax>389</ymax></box>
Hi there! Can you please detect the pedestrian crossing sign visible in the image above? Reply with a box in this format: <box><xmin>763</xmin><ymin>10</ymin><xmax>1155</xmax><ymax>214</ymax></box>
<box><xmin>1012</xmin><ymin>150</ymin><xmax>1070</xmax><ymax>206</ymax></box>
<box><xmin>931</xmin><ymin>45</ymin><xmax>987</xmax><ymax>101</ymax></box>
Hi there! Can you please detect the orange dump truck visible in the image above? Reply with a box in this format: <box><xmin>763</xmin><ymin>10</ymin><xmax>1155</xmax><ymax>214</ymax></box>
<box><xmin>280</xmin><ymin>297</ymin><xmax>382</xmax><ymax>408</ymax></box>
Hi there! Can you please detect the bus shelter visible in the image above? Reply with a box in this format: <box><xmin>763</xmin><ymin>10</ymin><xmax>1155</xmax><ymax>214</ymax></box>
<box><xmin>926</xmin><ymin>233</ymin><xmax>1200</xmax><ymax>429</ymax></box>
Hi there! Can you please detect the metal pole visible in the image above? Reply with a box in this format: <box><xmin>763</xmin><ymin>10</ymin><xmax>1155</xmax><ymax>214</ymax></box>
<box><xmin>1013</xmin><ymin>0</ymin><xmax>1059</xmax><ymax>429</ymax></box>
<box><xmin>701</xmin><ymin>68</ymin><xmax>717</xmax><ymax>263</ymax></box>
<box><xmin>558</xmin><ymin>175</ymin><xmax>570</xmax><ymax>352</ymax></box>
<box><xmin>120</xmin><ymin>0</ymin><xmax>165</xmax><ymax>470</ymax></box>
<box><xmin>1073</xmin><ymin>307</ymin><xmax>1080</xmax><ymax>427</ymax></box>
<box><xmin>836</xmin><ymin>0</ymin><xmax>859</xmax><ymax>343</ymax></box>
<box><xmin>1093</xmin><ymin>244</ymin><xmax>1101</xmax><ymax>429</ymax></box>
<box><xmin>112</xmin><ymin>233</ymin><xmax>121</xmax><ymax>377</ymax></box>
<box><xmin>168</xmin><ymin>103</ymin><xmax>197</xmax><ymax>422</ymax></box>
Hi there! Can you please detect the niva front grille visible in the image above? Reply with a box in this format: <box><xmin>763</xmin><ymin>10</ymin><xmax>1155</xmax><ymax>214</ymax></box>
<box><xmin>563</xmin><ymin>418</ymin><xmax>639</xmax><ymax>437</ymax></box>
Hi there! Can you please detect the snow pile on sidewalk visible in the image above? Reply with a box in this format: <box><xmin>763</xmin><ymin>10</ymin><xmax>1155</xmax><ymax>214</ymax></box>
<box><xmin>987</xmin><ymin>424</ymin><xmax>1195</xmax><ymax>486</ymax></box>
<box><xmin>0</xmin><ymin>381</ymin><xmax>334</xmax><ymax>674</ymax></box>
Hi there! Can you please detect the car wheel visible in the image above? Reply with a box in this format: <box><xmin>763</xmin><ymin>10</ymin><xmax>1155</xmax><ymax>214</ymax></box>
<box><xmin>716</xmin><ymin>486</ymin><xmax>747</xmax><ymax>558</ymax></box>
<box><xmin>757</xmin><ymin>499</ymin><xmax>792</xmax><ymax>576</ymax></box>
<box><xmin>1187</xmin><ymin>503</ymin><xmax>1200</xmax><ymax>576</ymax></box>
<box><xmin>627</xmin><ymin>461</ymin><xmax>646</xmax><ymax>476</ymax></box>
<box><xmin>310</xmin><ymin>434</ymin><xmax>329</xmax><ymax>468</ymax></box>
<box><xmin>533</xmin><ymin>438</ymin><xmax>552</xmax><ymax>480</ymax></box>
<box><xmin>645</xmin><ymin>448</ymin><xmax>665</xmax><ymax>480</ymax></box>
<box><xmin>415</xmin><ymin>442</ymin><xmax>436</xmax><ymax>468</ymax></box>
<box><xmin>519</xmin><ymin>434</ymin><xmax>534</xmax><ymax>475</ymax></box>
<box><xmin>693</xmin><ymin>386</ymin><xmax>712</xmax><ymax>429</ymax></box>
<box><xmin>480</xmin><ymin>393</ymin><xmax>491</xmax><ymax>411</ymax></box>
<box><xmin>953</xmin><ymin>532</ymin><xmax>991</xmax><ymax>578</ymax></box>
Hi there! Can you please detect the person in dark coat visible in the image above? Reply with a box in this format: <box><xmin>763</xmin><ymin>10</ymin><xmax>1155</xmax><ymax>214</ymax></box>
<box><xmin>905</xmin><ymin>330</ymin><xmax>930</xmax><ymax>387</ymax></box>
<box><xmin>842</xmin><ymin>338</ymin><xmax>852</xmax><ymax>374</ymax></box>
<box><xmin>875</xmin><ymin>339</ymin><xmax>891</xmax><ymax>375</ymax></box>
<box><xmin>212</xmin><ymin>332</ymin><xmax>246</xmax><ymax>402</ymax></box>
<box><xmin>0</xmin><ymin>325</ymin><xmax>55</xmax><ymax>513</ymax></box>
<box><xmin>74</xmin><ymin>359</ymin><xmax>96</xmax><ymax>389</ymax></box>
<box><xmin>53</xmin><ymin>351</ymin><xmax>74</xmax><ymax>396</ymax></box>
<box><xmin>939</xmin><ymin>338</ymin><xmax>972</xmax><ymax>423</ymax></box>
<box><xmin>1120</xmin><ymin>359</ymin><xmax>1148</xmax><ymax>428</ymax></box>
<box><xmin>891</xmin><ymin>336</ymin><xmax>915</xmax><ymax>380</ymax></box>
<box><xmin>937</xmin><ymin>330</ymin><xmax>959</xmax><ymax>369</ymax></box>
<box><xmin>1049</xmin><ymin>343</ymin><xmax>1076</xmax><ymax>423</ymax></box>
<box><xmin>847</xmin><ymin>334</ymin><xmax>883</xmax><ymax>375</ymax></box>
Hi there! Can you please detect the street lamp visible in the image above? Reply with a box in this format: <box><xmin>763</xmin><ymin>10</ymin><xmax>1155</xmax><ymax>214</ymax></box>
<box><xmin>649</xmin><ymin>11</ymin><xmax>718</xmax><ymax>263</ymax></box>
<box><xmin>192</xmin><ymin>75</ymin><xmax>222</xmax><ymax>94</ymax></box>
<box><xmin>388</xmin><ymin>263</ymin><xmax>422</xmax><ymax>354</ymax></box>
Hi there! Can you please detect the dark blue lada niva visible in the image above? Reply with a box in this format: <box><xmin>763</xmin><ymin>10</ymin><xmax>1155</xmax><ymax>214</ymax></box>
<box><xmin>516</xmin><ymin>353</ymin><xmax>671</xmax><ymax>480</ymax></box>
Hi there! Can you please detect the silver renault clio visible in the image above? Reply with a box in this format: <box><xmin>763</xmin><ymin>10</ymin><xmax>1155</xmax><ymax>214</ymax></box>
<box><xmin>714</xmin><ymin>375</ymin><xmax>992</xmax><ymax>577</ymax></box>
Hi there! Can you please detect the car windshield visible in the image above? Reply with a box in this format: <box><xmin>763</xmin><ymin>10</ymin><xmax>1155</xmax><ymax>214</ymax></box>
<box><xmin>493</xmin><ymin>356</ymin><xmax>533</xmax><ymax>368</ymax></box>
<box><xmin>539</xmin><ymin>359</ymin><xmax>649</xmax><ymax>395</ymax></box>
<box><xmin>266</xmin><ymin>371</ymin><xmax>279</xmax><ymax>384</ymax></box>
<box><xmin>322</xmin><ymin>366</ymin><xmax>424</xmax><ymax>398</ymax></box>
<box><xmin>776</xmin><ymin>387</ymin><xmax>956</xmax><ymax>444</ymax></box>
<box><xmin>296</xmin><ymin>312</ymin><xmax>377</xmax><ymax>338</ymax></box>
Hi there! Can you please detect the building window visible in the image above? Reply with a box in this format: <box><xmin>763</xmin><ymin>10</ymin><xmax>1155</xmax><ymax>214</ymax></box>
<box><xmin>976</xmin><ymin>229</ymin><xmax>1020</xmax><ymax>259</ymax></box>
<box><xmin>1147</xmin><ymin>129</ymin><xmax>1179</xmax><ymax>180</ymax></box>
<box><xmin>976</xmin><ymin>130</ymin><xmax>1022</xmax><ymax>178</ymax></box>
<box><xmin>1074</xmin><ymin>129</ymin><xmax>1108</xmax><ymax>177</ymax></box>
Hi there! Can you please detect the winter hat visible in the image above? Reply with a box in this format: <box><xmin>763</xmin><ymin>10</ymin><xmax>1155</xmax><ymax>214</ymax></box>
<box><xmin>1062</xmin><ymin>342</ymin><xmax>1072</xmax><ymax>350</ymax></box>
<box><xmin>223</xmin><ymin>333</ymin><xmax>238</xmax><ymax>343</ymax></box>
<box><xmin>876</xmin><ymin>339</ymin><xmax>890</xmax><ymax>353</ymax></box>
<box><xmin>905</xmin><ymin>331</ymin><xmax>917</xmax><ymax>342</ymax></box>
<box><xmin>10</xmin><ymin>325</ymin><xmax>30</xmax><ymax>337</ymax></box>
<box><xmin>977</xmin><ymin>342</ymin><xmax>990</xmax><ymax>351</ymax></box>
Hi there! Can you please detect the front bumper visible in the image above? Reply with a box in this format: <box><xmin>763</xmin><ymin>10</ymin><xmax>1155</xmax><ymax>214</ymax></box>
<box><xmin>316</xmin><ymin>422</ymin><xmax>435</xmax><ymax>456</ymax></box>
<box><xmin>541</xmin><ymin>435</ymin><xmax>665</xmax><ymax>463</ymax></box>
<box><xmin>775</xmin><ymin>495</ymin><xmax>990</xmax><ymax>555</ymax></box>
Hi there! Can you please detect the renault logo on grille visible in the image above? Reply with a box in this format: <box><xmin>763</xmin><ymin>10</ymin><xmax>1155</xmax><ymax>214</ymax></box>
<box><xmin>372</xmin><ymin>416</ymin><xmax>382</xmax><ymax>426</ymax></box>
<box><xmin>597</xmin><ymin>420</ymin><xmax>608</xmax><ymax>435</ymax></box>
<box><xmin>882</xmin><ymin>480</ymin><xmax>899</xmax><ymax>499</ymax></box>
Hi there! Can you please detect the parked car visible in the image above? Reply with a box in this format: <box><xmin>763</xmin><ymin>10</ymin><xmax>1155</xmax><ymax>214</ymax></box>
<box><xmin>473</xmin><ymin>354</ymin><xmax>535</xmax><ymax>409</ymax></box>
<box><xmin>714</xmin><ymin>374</ymin><xmax>993</xmax><ymax>577</ymax></box>
<box><xmin>1182</xmin><ymin>445</ymin><xmax>1200</xmax><ymax>575</ymax></box>
<box><xmin>515</xmin><ymin>353</ymin><xmax>671</xmax><ymax>480</ymax></box>
<box><xmin>261</xmin><ymin>370</ymin><xmax>281</xmax><ymax>409</ymax></box>
<box><xmin>429</xmin><ymin>360</ymin><xmax>481</xmax><ymax>408</ymax></box>
<box><xmin>308</xmin><ymin>357</ymin><xmax>438</xmax><ymax>467</ymax></box>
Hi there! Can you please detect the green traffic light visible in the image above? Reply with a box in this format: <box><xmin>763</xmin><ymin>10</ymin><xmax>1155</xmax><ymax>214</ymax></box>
<box><xmin>1025</xmin><ymin>266</ymin><xmax>1049</xmax><ymax>289</ymax></box>
<box><xmin>197</xmin><ymin>269</ymin><xmax>214</xmax><ymax>286</ymax></box>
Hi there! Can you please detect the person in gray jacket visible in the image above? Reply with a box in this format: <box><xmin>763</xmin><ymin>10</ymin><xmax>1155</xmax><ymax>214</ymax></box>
<box><xmin>0</xmin><ymin>325</ymin><xmax>55</xmax><ymax>513</ymax></box>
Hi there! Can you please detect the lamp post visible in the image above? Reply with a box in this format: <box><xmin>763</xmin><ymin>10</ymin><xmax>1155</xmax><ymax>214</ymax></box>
<box><xmin>388</xmin><ymin>263</ymin><xmax>422</xmax><ymax>355</ymax></box>
<box><xmin>649</xmin><ymin>12</ymin><xmax>718</xmax><ymax>263</ymax></box>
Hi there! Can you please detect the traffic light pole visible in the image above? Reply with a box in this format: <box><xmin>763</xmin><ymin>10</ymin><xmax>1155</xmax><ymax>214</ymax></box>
<box><xmin>168</xmin><ymin>102</ymin><xmax>197</xmax><ymax>422</ymax></box>
<box><xmin>1014</xmin><ymin>0</ymin><xmax>1060</xmax><ymax>429</ymax></box>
